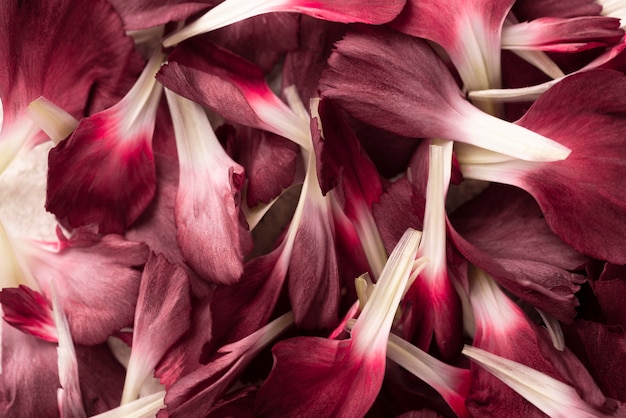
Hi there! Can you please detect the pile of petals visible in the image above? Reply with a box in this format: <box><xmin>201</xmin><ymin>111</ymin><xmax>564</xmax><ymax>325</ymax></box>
<box><xmin>2</xmin><ymin>0</ymin><xmax>626</xmax><ymax>416</ymax></box>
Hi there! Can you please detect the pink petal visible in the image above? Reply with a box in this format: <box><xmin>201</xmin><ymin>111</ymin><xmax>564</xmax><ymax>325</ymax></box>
<box><xmin>166</xmin><ymin>89</ymin><xmax>252</xmax><ymax>285</ymax></box>
<box><xmin>121</xmin><ymin>253</ymin><xmax>191</xmax><ymax>404</ymax></box>
<box><xmin>162</xmin><ymin>0</ymin><xmax>406</xmax><ymax>46</ymax></box>
<box><xmin>0</xmin><ymin>285</ymin><xmax>57</xmax><ymax>342</ymax></box>
<box><xmin>255</xmin><ymin>337</ymin><xmax>383</xmax><ymax>417</ymax></box>
<box><xmin>20</xmin><ymin>228</ymin><xmax>149</xmax><ymax>345</ymax></box>
<box><xmin>513</xmin><ymin>0</ymin><xmax>603</xmax><ymax>20</ymax></box>
<box><xmin>319</xmin><ymin>26</ymin><xmax>571</xmax><ymax>162</ymax></box>
<box><xmin>501</xmin><ymin>16</ymin><xmax>624</xmax><ymax>52</ymax></box>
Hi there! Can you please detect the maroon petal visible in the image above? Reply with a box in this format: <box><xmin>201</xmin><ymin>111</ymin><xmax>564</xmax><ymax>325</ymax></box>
<box><xmin>320</xmin><ymin>26</ymin><xmax>571</xmax><ymax>162</ymax></box>
<box><xmin>0</xmin><ymin>285</ymin><xmax>57</xmax><ymax>342</ymax></box>
<box><xmin>158</xmin><ymin>40</ymin><xmax>310</xmax><ymax>149</ymax></box>
<box><xmin>461</xmin><ymin>69</ymin><xmax>626</xmax><ymax>263</ymax></box>
<box><xmin>108</xmin><ymin>0</ymin><xmax>219</xmax><ymax>30</ymax></box>
<box><xmin>391</xmin><ymin>0</ymin><xmax>515</xmax><ymax>90</ymax></box>
<box><xmin>225</xmin><ymin>125</ymin><xmax>298</xmax><ymax>208</ymax></box>
<box><xmin>564</xmin><ymin>320</ymin><xmax>626</xmax><ymax>402</ymax></box>
<box><xmin>513</xmin><ymin>0</ymin><xmax>603</xmax><ymax>20</ymax></box>
<box><xmin>166</xmin><ymin>89</ymin><xmax>252</xmax><ymax>285</ymax></box>
<box><xmin>208</xmin><ymin>13</ymin><xmax>300</xmax><ymax>73</ymax></box>
<box><xmin>501</xmin><ymin>16</ymin><xmax>624</xmax><ymax>52</ymax></box>
<box><xmin>255</xmin><ymin>337</ymin><xmax>382</xmax><ymax>417</ymax></box>
<box><xmin>0</xmin><ymin>0</ymin><xmax>137</xmax><ymax>132</ymax></box>
<box><xmin>20</xmin><ymin>228</ymin><xmax>149</xmax><ymax>345</ymax></box>
<box><xmin>161</xmin><ymin>313</ymin><xmax>293</xmax><ymax>417</ymax></box>
<box><xmin>288</xmin><ymin>189</ymin><xmax>341</xmax><ymax>329</ymax></box>
<box><xmin>448</xmin><ymin>184</ymin><xmax>588</xmax><ymax>322</ymax></box>
<box><xmin>162</xmin><ymin>0</ymin><xmax>406</xmax><ymax>46</ymax></box>
<box><xmin>121</xmin><ymin>253</ymin><xmax>191</xmax><ymax>404</ymax></box>
<box><xmin>46</xmin><ymin>53</ymin><xmax>163</xmax><ymax>234</ymax></box>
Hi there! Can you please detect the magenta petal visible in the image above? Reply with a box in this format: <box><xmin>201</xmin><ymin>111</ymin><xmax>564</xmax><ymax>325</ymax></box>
<box><xmin>122</xmin><ymin>253</ymin><xmax>191</xmax><ymax>404</ymax></box>
<box><xmin>255</xmin><ymin>338</ymin><xmax>383</xmax><ymax>417</ymax></box>
<box><xmin>22</xmin><ymin>228</ymin><xmax>149</xmax><ymax>345</ymax></box>
<box><xmin>0</xmin><ymin>285</ymin><xmax>57</xmax><ymax>342</ymax></box>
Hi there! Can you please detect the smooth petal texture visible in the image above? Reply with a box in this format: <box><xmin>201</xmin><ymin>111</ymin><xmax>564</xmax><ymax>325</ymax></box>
<box><xmin>448</xmin><ymin>184</ymin><xmax>588</xmax><ymax>322</ymax></box>
<box><xmin>121</xmin><ymin>253</ymin><xmax>191</xmax><ymax>404</ymax></box>
<box><xmin>390</xmin><ymin>0</ymin><xmax>515</xmax><ymax>90</ymax></box>
<box><xmin>461</xmin><ymin>69</ymin><xmax>626</xmax><ymax>264</ymax></box>
<box><xmin>320</xmin><ymin>26</ymin><xmax>571</xmax><ymax>163</ymax></box>
<box><xmin>501</xmin><ymin>16</ymin><xmax>624</xmax><ymax>52</ymax></box>
<box><xmin>163</xmin><ymin>0</ymin><xmax>406</xmax><ymax>46</ymax></box>
<box><xmin>46</xmin><ymin>54</ymin><xmax>163</xmax><ymax>234</ymax></box>
<box><xmin>158</xmin><ymin>39</ymin><xmax>310</xmax><ymax>149</ymax></box>
<box><xmin>0</xmin><ymin>285</ymin><xmax>57</xmax><ymax>342</ymax></box>
<box><xmin>166</xmin><ymin>89</ymin><xmax>252</xmax><ymax>285</ymax></box>
<box><xmin>19</xmin><ymin>228</ymin><xmax>149</xmax><ymax>345</ymax></box>
<box><xmin>513</xmin><ymin>0</ymin><xmax>603</xmax><ymax>20</ymax></box>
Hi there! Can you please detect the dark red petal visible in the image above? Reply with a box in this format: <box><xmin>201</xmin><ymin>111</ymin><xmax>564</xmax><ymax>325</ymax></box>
<box><xmin>108</xmin><ymin>0</ymin><xmax>218</xmax><ymax>30</ymax></box>
<box><xmin>390</xmin><ymin>0</ymin><xmax>515</xmax><ymax>90</ymax></box>
<box><xmin>448</xmin><ymin>184</ymin><xmax>588</xmax><ymax>322</ymax></box>
<box><xmin>46</xmin><ymin>116</ymin><xmax>157</xmax><ymax>234</ymax></box>
<box><xmin>564</xmin><ymin>320</ymin><xmax>626</xmax><ymax>402</ymax></box>
<box><xmin>513</xmin><ymin>0</ymin><xmax>603</xmax><ymax>20</ymax></box>
<box><xmin>255</xmin><ymin>338</ymin><xmax>383</xmax><ymax>417</ymax></box>
<box><xmin>515</xmin><ymin>69</ymin><xmax>626</xmax><ymax>263</ymax></box>
<box><xmin>288</xmin><ymin>195</ymin><xmax>341</xmax><ymax>329</ymax></box>
<box><xmin>502</xmin><ymin>16</ymin><xmax>624</xmax><ymax>52</ymax></box>
<box><xmin>225</xmin><ymin>125</ymin><xmax>298</xmax><ymax>208</ymax></box>
<box><xmin>209</xmin><ymin>13</ymin><xmax>300</xmax><ymax>73</ymax></box>
<box><xmin>320</xmin><ymin>26</ymin><xmax>569</xmax><ymax>162</ymax></box>
<box><xmin>0</xmin><ymin>285</ymin><xmax>56</xmax><ymax>342</ymax></box>
<box><xmin>0</xmin><ymin>0</ymin><xmax>137</xmax><ymax>128</ymax></box>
